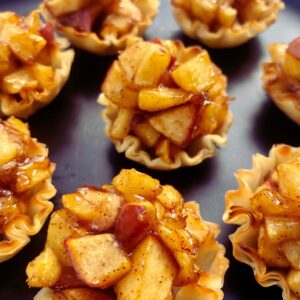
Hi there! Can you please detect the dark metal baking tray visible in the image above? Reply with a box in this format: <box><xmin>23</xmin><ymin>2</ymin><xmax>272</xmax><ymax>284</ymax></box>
<box><xmin>0</xmin><ymin>0</ymin><xmax>300</xmax><ymax>299</ymax></box>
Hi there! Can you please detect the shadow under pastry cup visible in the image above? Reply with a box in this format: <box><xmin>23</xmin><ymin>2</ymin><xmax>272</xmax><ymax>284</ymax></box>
<box><xmin>41</xmin><ymin>0</ymin><xmax>160</xmax><ymax>55</ymax></box>
<box><xmin>99</xmin><ymin>38</ymin><xmax>233</xmax><ymax>170</ymax></box>
<box><xmin>26</xmin><ymin>168</ymin><xmax>228</xmax><ymax>299</ymax></box>
<box><xmin>0</xmin><ymin>117</ymin><xmax>56</xmax><ymax>262</ymax></box>
<box><xmin>262</xmin><ymin>37</ymin><xmax>300</xmax><ymax>125</ymax></box>
<box><xmin>224</xmin><ymin>144</ymin><xmax>300</xmax><ymax>299</ymax></box>
<box><xmin>0</xmin><ymin>10</ymin><xmax>74</xmax><ymax>118</ymax></box>
<box><xmin>170</xmin><ymin>0</ymin><xmax>284</xmax><ymax>48</ymax></box>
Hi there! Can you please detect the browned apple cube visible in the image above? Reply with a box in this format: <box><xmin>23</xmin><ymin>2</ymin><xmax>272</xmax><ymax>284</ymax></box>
<box><xmin>66</xmin><ymin>234</ymin><xmax>131</xmax><ymax>288</ymax></box>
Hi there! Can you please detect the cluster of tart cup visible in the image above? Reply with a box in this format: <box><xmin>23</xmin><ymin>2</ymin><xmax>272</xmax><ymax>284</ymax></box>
<box><xmin>1</xmin><ymin>0</ymin><xmax>300</xmax><ymax>299</ymax></box>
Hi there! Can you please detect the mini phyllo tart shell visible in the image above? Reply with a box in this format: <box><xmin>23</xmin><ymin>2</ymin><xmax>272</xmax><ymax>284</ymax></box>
<box><xmin>27</xmin><ymin>168</ymin><xmax>228</xmax><ymax>300</ymax></box>
<box><xmin>171</xmin><ymin>0</ymin><xmax>284</xmax><ymax>48</ymax></box>
<box><xmin>224</xmin><ymin>144</ymin><xmax>300</xmax><ymax>299</ymax></box>
<box><xmin>99</xmin><ymin>38</ymin><xmax>232</xmax><ymax>170</ymax></box>
<box><xmin>0</xmin><ymin>117</ymin><xmax>56</xmax><ymax>262</ymax></box>
<box><xmin>262</xmin><ymin>38</ymin><xmax>300</xmax><ymax>125</ymax></box>
<box><xmin>0</xmin><ymin>10</ymin><xmax>74</xmax><ymax>118</ymax></box>
<box><xmin>41</xmin><ymin>0</ymin><xmax>159</xmax><ymax>55</ymax></box>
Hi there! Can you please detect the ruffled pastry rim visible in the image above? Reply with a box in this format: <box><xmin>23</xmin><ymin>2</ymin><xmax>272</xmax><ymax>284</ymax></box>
<box><xmin>34</xmin><ymin>201</ymin><xmax>228</xmax><ymax>300</ymax></box>
<box><xmin>262</xmin><ymin>61</ymin><xmax>300</xmax><ymax>126</ymax></box>
<box><xmin>0</xmin><ymin>37</ymin><xmax>74</xmax><ymax>119</ymax></box>
<box><xmin>0</xmin><ymin>120</ymin><xmax>56</xmax><ymax>262</ymax></box>
<box><xmin>171</xmin><ymin>0</ymin><xmax>284</xmax><ymax>48</ymax></box>
<box><xmin>99</xmin><ymin>94</ymin><xmax>233</xmax><ymax>170</ymax></box>
<box><xmin>223</xmin><ymin>144</ymin><xmax>300</xmax><ymax>299</ymax></box>
<box><xmin>41</xmin><ymin>0</ymin><xmax>160</xmax><ymax>55</ymax></box>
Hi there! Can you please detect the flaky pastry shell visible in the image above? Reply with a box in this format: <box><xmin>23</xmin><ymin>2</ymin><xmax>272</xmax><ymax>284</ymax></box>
<box><xmin>41</xmin><ymin>0</ymin><xmax>159</xmax><ymax>55</ymax></box>
<box><xmin>171</xmin><ymin>0</ymin><xmax>284</xmax><ymax>48</ymax></box>
<box><xmin>0</xmin><ymin>117</ymin><xmax>56</xmax><ymax>262</ymax></box>
<box><xmin>99</xmin><ymin>94</ymin><xmax>233</xmax><ymax>170</ymax></box>
<box><xmin>223</xmin><ymin>144</ymin><xmax>300</xmax><ymax>299</ymax></box>
<box><xmin>0</xmin><ymin>38</ymin><xmax>74</xmax><ymax>118</ymax></box>
<box><xmin>262</xmin><ymin>44</ymin><xmax>300</xmax><ymax>126</ymax></box>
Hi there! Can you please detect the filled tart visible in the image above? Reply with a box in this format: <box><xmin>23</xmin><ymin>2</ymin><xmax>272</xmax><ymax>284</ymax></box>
<box><xmin>27</xmin><ymin>168</ymin><xmax>228</xmax><ymax>300</ymax></box>
<box><xmin>262</xmin><ymin>37</ymin><xmax>300</xmax><ymax>125</ymax></box>
<box><xmin>41</xmin><ymin>0</ymin><xmax>159</xmax><ymax>55</ymax></box>
<box><xmin>0</xmin><ymin>10</ymin><xmax>74</xmax><ymax>118</ymax></box>
<box><xmin>171</xmin><ymin>0</ymin><xmax>284</xmax><ymax>48</ymax></box>
<box><xmin>0</xmin><ymin>117</ymin><xmax>56</xmax><ymax>262</ymax></box>
<box><xmin>224</xmin><ymin>144</ymin><xmax>300</xmax><ymax>299</ymax></box>
<box><xmin>99</xmin><ymin>38</ymin><xmax>232</xmax><ymax>170</ymax></box>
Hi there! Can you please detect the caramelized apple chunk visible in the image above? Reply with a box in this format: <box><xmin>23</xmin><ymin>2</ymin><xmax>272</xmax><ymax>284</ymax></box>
<box><xmin>0</xmin><ymin>10</ymin><xmax>74</xmax><ymax>118</ymax></box>
<box><xmin>100</xmin><ymin>38</ymin><xmax>231</xmax><ymax>169</ymax></box>
<box><xmin>0</xmin><ymin>117</ymin><xmax>56</xmax><ymax>262</ymax></box>
<box><xmin>28</xmin><ymin>169</ymin><xmax>228</xmax><ymax>299</ymax></box>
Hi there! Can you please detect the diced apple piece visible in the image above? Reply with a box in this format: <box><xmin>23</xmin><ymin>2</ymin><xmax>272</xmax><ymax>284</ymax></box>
<box><xmin>31</xmin><ymin>63</ymin><xmax>55</xmax><ymax>88</ymax></box>
<box><xmin>102</xmin><ymin>62</ymin><xmax>139</xmax><ymax>109</ymax></box>
<box><xmin>0</xmin><ymin>44</ymin><xmax>17</xmax><ymax>76</ymax></box>
<box><xmin>175</xmin><ymin>283</ymin><xmax>217</xmax><ymax>300</ymax></box>
<box><xmin>171</xmin><ymin>51</ymin><xmax>216</xmax><ymax>93</ymax></box>
<box><xmin>155</xmin><ymin>139</ymin><xmax>173</xmax><ymax>164</ymax></box>
<box><xmin>277</xmin><ymin>160</ymin><xmax>300</xmax><ymax>201</ymax></box>
<box><xmin>287</xmin><ymin>37</ymin><xmax>300</xmax><ymax>60</ymax></box>
<box><xmin>283</xmin><ymin>53</ymin><xmax>300</xmax><ymax>80</ymax></box>
<box><xmin>62</xmin><ymin>187</ymin><xmax>122</xmax><ymax>232</ymax></box>
<box><xmin>52</xmin><ymin>267</ymin><xmax>85</xmax><ymax>290</ymax></box>
<box><xmin>185</xmin><ymin>202</ymin><xmax>210</xmax><ymax>244</ymax></box>
<box><xmin>7</xmin><ymin>116</ymin><xmax>30</xmax><ymax>135</ymax></box>
<box><xmin>66</xmin><ymin>234</ymin><xmax>131</xmax><ymax>288</ymax></box>
<box><xmin>112</xmin><ymin>168</ymin><xmax>162</xmax><ymax>198</ymax></box>
<box><xmin>119</xmin><ymin>40</ymin><xmax>171</xmax><ymax>87</ymax></box>
<box><xmin>287</xmin><ymin>269</ymin><xmax>300</xmax><ymax>297</ymax></box>
<box><xmin>282</xmin><ymin>241</ymin><xmax>300</xmax><ymax>270</ymax></box>
<box><xmin>110</xmin><ymin>108</ymin><xmax>135</xmax><ymax>139</ymax></box>
<box><xmin>14</xmin><ymin>157</ymin><xmax>52</xmax><ymax>193</ymax></box>
<box><xmin>53</xmin><ymin>288</ymin><xmax>115</xmax><ymax>300</ymax></box>
<box><xmin>132</xmin><ymin>121</ymin><xmax>161</xmax><ymax>147</ymax></box>
<box><xmin>0</xmin><ymin>127</ymin><xmax>18</xmax><ymax>166</ymax></box>
<box><xmin>45</xmin><ymin>0</ymin><xmax>88</xmax><ymax>17</ymax></box>
<box><xmin>115</xmin><ymin>235</ymin><xmax>178</xmax><ymax>299</ymax></box>
<box><xmin>8</xmin><ymin>31</ymin><xmax>47</xmax><ymax>63</ymax></box>
<box><xmin>25</xmin><ymin>10</ymin><xmax>42</xmax><ymax>33</ymax></box>
<box><xmin>157</xmin><ymin>184</ymin><xmax>183</xmax><ymax>210</ymax></box>
<box><xmin>149</xmin><ymin>101</ymin><xmax>198</xmax><ymax>147</ymax></box>
<box><xmin>190</xmin><ymin>0</ymin><xmax>218</xmax><ymax>24</ymax></box>
<box><xmin>46</xmin><ymin>209</ymin><xmax>87</xmax><ymax>266</ymax></box>
<box><xmin>157</xmin><ymin>224</ymin><xmax>199</xmax><ymax>255</ymax></box>
<box><xmin>138</xmin><ymin>87</ymin><xmax>191</xmax><ymax>112</ymax></box>
<box><xmin>193</xmin><ymin>102</ymin><xmax>228</xmax><ymax>137</ymax></box>
<box><xmin>265</xmin><ymin>216</ymin><xmax>300</xmax><ymax>242</ymax></box>
<box><xmin>257</xmin><ymin>226</ymin><xmax>289</xmax><ymax>268</ymax></box>
<box><xmin>173</xmin><ymin>250</ymin><xmax>199</xmax><ymax>286</ymax></box>
<box><xmin>1</xmin><ymin>67</ymin><xmax>38</xmax><ymax>94</ymax></box>
<box><xmin>250</xmin><ymin>188</ymin><xmax>300</xmax><ymax>217</ymax></box>
<box><xmin>114</xmin><ymin>201</ymin><xmax>156</xmax><ymax>250</ymax></box>
<box><xmin>217</xmin><ymin>6</ymin><xmax>237</xmax><ymax>27</ymax></box>
<box><xmin>26</xmin><ymin>246</ymin><xmax>62</xmax><ymax>287</ymax></box>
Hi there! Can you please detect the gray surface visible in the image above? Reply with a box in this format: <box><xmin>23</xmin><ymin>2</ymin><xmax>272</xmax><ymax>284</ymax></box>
<box><xmin>0</xmin><ymin>1</ymin><xmax>300</xmax><ymax>299</ymax></box>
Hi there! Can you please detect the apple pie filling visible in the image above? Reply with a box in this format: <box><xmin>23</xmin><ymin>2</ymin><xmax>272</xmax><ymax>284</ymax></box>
<box><xmin>0</xmin><ymin>10</ymin><xmax>74</xmax><ymax>118</ymax></box>
<box><xmin>99</xmin><ymin>38</ymin><xmax>232</xmax><ymax>169</ymax></box>
<box><xmin>27</xmin><ymin>168</ymin><xmax>228</xmax><ymax>300</ymax></box>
